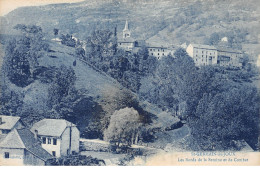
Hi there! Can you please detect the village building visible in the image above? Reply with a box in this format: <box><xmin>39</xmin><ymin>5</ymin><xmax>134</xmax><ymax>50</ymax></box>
<box><xmin>186</xmin><ymin>43</ymin><xmax>243</xmax><ymax>68</ymax></box>
<box><xmin>147</xmin><ymin>45</ymin><xmax>175</xmax><ymax>60</ymax></box>
<box><xmin>30</xmin><ymin>119</ymin><xmax>80</xmax><ymax>158</ymax></box>
<box><xmin>0</xmin><ymin>115</ymin><xmax>24</xmax><ymax>137</ymax></box>
<box><xmin>0</xmin><ymin>128</ymin><xmax>53</xmax><ymax>166</ymax></box>
<box><xmin>117</xmin><ymin>20</ymin><xmax>138</xmax><ymax>52</ymax></box>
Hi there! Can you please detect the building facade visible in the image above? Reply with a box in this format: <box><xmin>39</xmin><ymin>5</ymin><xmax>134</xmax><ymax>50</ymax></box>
<box><xmin>186</xmin><ymin>44</ymin><xmax>243</xmax><ymax>68</ymax></box>
<box><xmin>147</xmin><ymin>46</ymin><xmax>175</xmax><ymax>60</ymax></box>
<box><xmin>30</xmin><ymin>119</ymin><xmax>80</xmax><ymax>158</ymax></box>
<box><xmin>0</xmin><ymin>128</ymin><xmax>53</xmax><ymax>166</ymax></box>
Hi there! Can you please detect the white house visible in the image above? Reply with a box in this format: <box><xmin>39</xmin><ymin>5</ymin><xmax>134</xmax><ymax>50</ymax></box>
<box><xmin>30</xmin><ymin>119</ymin><xmax>80</xmax><ymax>158</ymax></box>
<box><xmin>0</xmin><ymin>128</ymin><xmax>53</xmax><ymax>166</ymax></box>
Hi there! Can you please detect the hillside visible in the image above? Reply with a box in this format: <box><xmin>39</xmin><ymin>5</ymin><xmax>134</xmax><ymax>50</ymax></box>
<box><xmin>0</xmin><ymin>0</ymin><xmax>259</xmax><ymax>59</ymax></box>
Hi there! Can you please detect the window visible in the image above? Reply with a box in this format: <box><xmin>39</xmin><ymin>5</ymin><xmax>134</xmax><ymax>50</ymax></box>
<box><xmin>163</xmin><ymin>53</ymin><xmax>164</xmax><ymax>55</ymax></box>
<box><xmin>4</xmin><ymin>152</ymin><xmax>9</xmax><ymax>159</ymax></box>
<box><xmin>52</xmin><ymin>151</ymin><xmax>56</xmax><ymax>157</ymax></box>
<box><xmin>2</xmin><ymin>130</ymin><xmax>9</xmax><ymax>134</ymax></box>
<box><xmin>42</xmin><ymin>137</ymin><xmax>46</xmax><ymax>144</ymax></box>
<box><xmin>150</xmin><ymin>49</ymin><xmax>152</xmax><ymax>51</ymax></box>
<box><xmin>202</xmin><ymin>51</ymin><xmax>203</xmax><ymax>53</ymax></box>
<box><xmin>53</xmin><ymin>138</ymin><xmax>57</xmax><ymax>145</ymax></box>
<box><xmin>158</xmin><ymin>49</ymin><xmax>160</xmax><ymax>52</ymax></box>
<box><xmin>67</xmin><ymin>149</ymin><xmax>70</xmax><ymax>155</ymax></box>
<box><xmin>48</xmin><ymin>138</ymin><xmax>51</xmax><ymax>144</ymax></box>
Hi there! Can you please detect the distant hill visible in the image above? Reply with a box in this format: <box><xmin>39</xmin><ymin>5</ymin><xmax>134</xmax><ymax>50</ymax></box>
<box><xmin>1</xmin><ymin>0</ymin><xmax>259</xmax><ymax>60</ymax></box>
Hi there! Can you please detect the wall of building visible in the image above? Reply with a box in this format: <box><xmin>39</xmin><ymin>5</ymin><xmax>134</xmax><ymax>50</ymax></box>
<box><xmin>23</xmin><ymin>149</ymin><xmax>45</xmax><ymax>166</ymax></box>
<box><xmin>0</xmin><ymin>148</ymin><xmax>24</xmax><ymax>166</ymax></box>
<box><xmin>148</xmin><ymin>47</ymin><xmax>174</xmax><ymax>60</ymax></box>
<box><xmin>118</xmin><ymin>42</ymin><xmax>135</xmax><ymax>51</ymax></box>
<box><xmin>40</xmin><ymin>136</ymin><xmax>61</xmax><ymax>158</ymax></box>
<box><xmin>188</xmin><ymin>46</ymin><xmax>218</xmax><ymax>66</ymax></box>
<box><xmin>60</xmin><ymin>126</ymin><xmax>80</xmax><ymax>157</ymax></box>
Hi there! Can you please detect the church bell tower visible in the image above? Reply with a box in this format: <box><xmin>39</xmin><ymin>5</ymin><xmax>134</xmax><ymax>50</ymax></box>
<box><xmin>123</xmin><ymin>20</ymin><xmax>131</xmax><ymax>39</ymax></box>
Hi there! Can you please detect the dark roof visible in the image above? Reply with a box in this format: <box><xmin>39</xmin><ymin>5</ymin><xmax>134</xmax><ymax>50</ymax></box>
<box><xmin>217</xmin><ymin>47</ymin><xmax>243</xmax><ymax>54</ymax></box>
<box><xmin>0</xmin><ymin>115</ymin><xmax>20</xmax><ymax>130</ymax></box>
<box><xmin>0</xmin><ymin>128</ymin><xmax>53</xmax><ymax>161</ymax></box>
<box><xmin>17</xmin><ymin>128</ymin><xmax>53</xmax><ymax>161</ymax></box>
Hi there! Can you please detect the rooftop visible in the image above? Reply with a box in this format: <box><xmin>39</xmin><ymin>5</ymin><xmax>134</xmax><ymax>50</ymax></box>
<box><xmin>31</xmin><ymin>118</ymin><xmax>76</xmax><ymax>137</ymax></box>
<box><xmin>0</xmin><ymin>128</ymin><xmax>53</xmax><ymax>161</ymax></box>
<box><xmin>118</xmin><ymin>37</ymin><xmax>135</xmax><ymax>43</ymax></box>
<box><xmin>0</xmin><ymin>115</ymin><xmax>21</xmax><ymax>130</ymax></box>
<box><xmin>190</xmin><ymin>44</ymin><xmax>217</xmax><ymax>50</ymax></box>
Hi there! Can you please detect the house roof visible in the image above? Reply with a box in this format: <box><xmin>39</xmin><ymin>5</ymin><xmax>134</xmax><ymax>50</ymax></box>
<box><xmin>217</xmin><ymin>47</ymin><xmax>243</xmax><ymax>54</ymax></box>
<box><xmin>190</xmin><ymin>44</ymin><xmax>217</xmax><ymax>50</ymax></box>
<box><xmin>17</xmin><ymin>128</ymin><xmax>53</xmax><ymax>161</ymax></box>
<box><xmin>0</xmin><ymin>115</ymin><xmax>21</xmax><ymax>130</ymax></box>
<box><xmin>0</xmin><ymin>129</ymin><xmax>25</xmax><ymax>148</ymax></box>
<box><xmin>31</xmin><ymin>119</ymin><xmax>76</xmax><ymax>137</ymax></box>
<box><xmin>0</xmin><ymin>128</ymin><xmax>53</xmax><ymax>161</ymax></box>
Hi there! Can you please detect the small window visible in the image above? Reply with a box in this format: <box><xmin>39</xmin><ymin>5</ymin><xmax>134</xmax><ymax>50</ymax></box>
<box><xmin>158</xmin><ymin>53</ymin><xmax>159</xmax><ymax>55</ymax></box>
<box><xmin>48</xmin><ymin>138</ymin><xmax>51</xmax><ymax>144</ymax></box>
<box><xmin>151</xmin><ymin>53</ymin><xmax>153</xmax><ymax>55</ymax></box>
<box><xmin>202</xmin><ymin>51</ymin><xmax>203</xmax><ymax>53</ymax></box>
<box><xmin>163</xmin><ymin>53</ymin><xmax>164</xmax><ymax>55</ymax></box>
<box><xmin>42</xmin><ymin>137</ymin><xmax>46</xmax><ymax>144</ymax></box>
<box><xmin>52</xmin><ymin>151</ymin><xmax>56</xmax><ymax>157</ymax></box>
<box><xmin>53</xmin><ymin>138</ymin><xmax>57</xmax><ymax>145</ymax></box>
<box><xmin>4</xmin><ymin>152</ymin><xmax>9</xmax><ymax>159</ymax></box>
<box><xmin>67</xmin><ymin>149</ymin><xmax>70</xmax><ymax>155</ymax></box>
<box><xmin>72</xmin><ymin>151</ymin><xmax>76</xmax><ymax>155</ymax></box>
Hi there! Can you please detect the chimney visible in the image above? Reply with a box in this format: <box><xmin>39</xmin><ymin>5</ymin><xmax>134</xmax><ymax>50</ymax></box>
<box><xmin>34</xmin><ymin>130</ymin><xmax>38</xmax><ymax>139</ymax></box>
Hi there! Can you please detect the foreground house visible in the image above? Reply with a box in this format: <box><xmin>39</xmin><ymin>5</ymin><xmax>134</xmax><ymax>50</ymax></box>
<box><xmin>31</xmin><ymin>119</ymin><xmax>80</xmax><ymax>158</ymax></box>
<box><xmin>0</xmin><ymin>128</ymin><xmax>53</xmax><ymax>166</ymax></box>
<box><xmin>0</xmin><ymin>115</ymin><xmax>24</xmax><ymax>136</ymax></box>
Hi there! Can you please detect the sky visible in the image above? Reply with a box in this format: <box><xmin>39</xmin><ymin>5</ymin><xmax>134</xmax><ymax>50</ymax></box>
<box><xmin>0</xmin><ymin>0</ymin><xmax>85</xmax><ymax>16</ymax></box>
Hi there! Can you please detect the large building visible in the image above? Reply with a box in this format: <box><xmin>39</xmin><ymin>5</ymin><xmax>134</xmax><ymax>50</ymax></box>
<box><xmin>0</xmin><ymin>128</ymin><xmax>53</xmax><ymax>166</ymax></box>
<box><xmin>186</xmin><ymin>43</ymin><xmax>243</xmax><ymax>68</ymax></box>
<box><xmin>30</xmin><ymin>119</ymin><xmax>80</xmax><ymax>158</ymax></box>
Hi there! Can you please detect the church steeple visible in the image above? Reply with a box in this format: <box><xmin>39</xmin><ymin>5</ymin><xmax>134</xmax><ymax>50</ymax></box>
<box><xmin>123</xmin><ymin>20</ymin><xmax>131</xmax><ymax>39</ymax></box>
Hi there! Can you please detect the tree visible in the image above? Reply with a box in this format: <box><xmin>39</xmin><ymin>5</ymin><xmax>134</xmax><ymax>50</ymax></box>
<box><xmin>3</xmin><ymin>24</ymin><xmax>49</xmax><ymax>87</ymax></box>
<box><xmin>104</xmin><ymin>107</ymin><xmax>142</xmax><ymax>147</ymax></box>
<box><xmin>190</xmin><ymin>85</ymin><xmax>260</xmax><ymax>151</ymax></box>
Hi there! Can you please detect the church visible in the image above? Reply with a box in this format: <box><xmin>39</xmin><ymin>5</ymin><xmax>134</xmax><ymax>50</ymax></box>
<box><xmin>117</xmin><ymin>20</ymin><xmax>175</xmax><ymax>59</ymax></box>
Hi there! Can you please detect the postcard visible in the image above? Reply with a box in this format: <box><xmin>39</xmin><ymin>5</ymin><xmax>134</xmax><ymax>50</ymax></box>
<box><xmin>0</xmin><ymin>0</ymin><xmax>259</xmax><ymax>166</ymax></box>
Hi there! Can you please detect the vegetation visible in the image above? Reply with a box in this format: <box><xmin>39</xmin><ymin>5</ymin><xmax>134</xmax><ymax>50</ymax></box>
<box><xmin>104</xmin><ymin>107</ymin><xmax>142</xmax><ymax>148</ymax></box>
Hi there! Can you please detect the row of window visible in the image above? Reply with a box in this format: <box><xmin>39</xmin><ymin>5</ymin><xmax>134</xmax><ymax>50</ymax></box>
<box><xmin>42</xmin><ymin>137</ymin><xmax>57</xmax><ymax>145</ymax></box>
<box><xmin>151</xmin><ymin>53</ymin><xmax>165</xmax><ymax>56</ymax></box>
<box><xmin>149</xmin><ymin>49</ymin><xmax>165</xmax><ymax>52</ymax></box>
<box><xmin>195</xmin><ymin>50</ymin><xmax>216</xmax><ymax>55</ymax></box>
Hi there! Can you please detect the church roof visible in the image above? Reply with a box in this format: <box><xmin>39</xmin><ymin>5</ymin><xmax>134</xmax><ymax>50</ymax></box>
<box><xmin>0</xmin><ymin>115</ymin><xmax>21</xmax><ymax>130</ymax></box>
<box><xmin>118</xmin><ymin>37</ymin><xmax>136</xmax><ymax>43</ymax></box>
<box><xmin>123</xmin><ymin>20</ymin><xmax>129</xmax><ymax>31</ymax></box>
<box><xmin>31</xmin><ymin>119</ymin><xmax>76</xmax><ymax>137</ymax></box>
